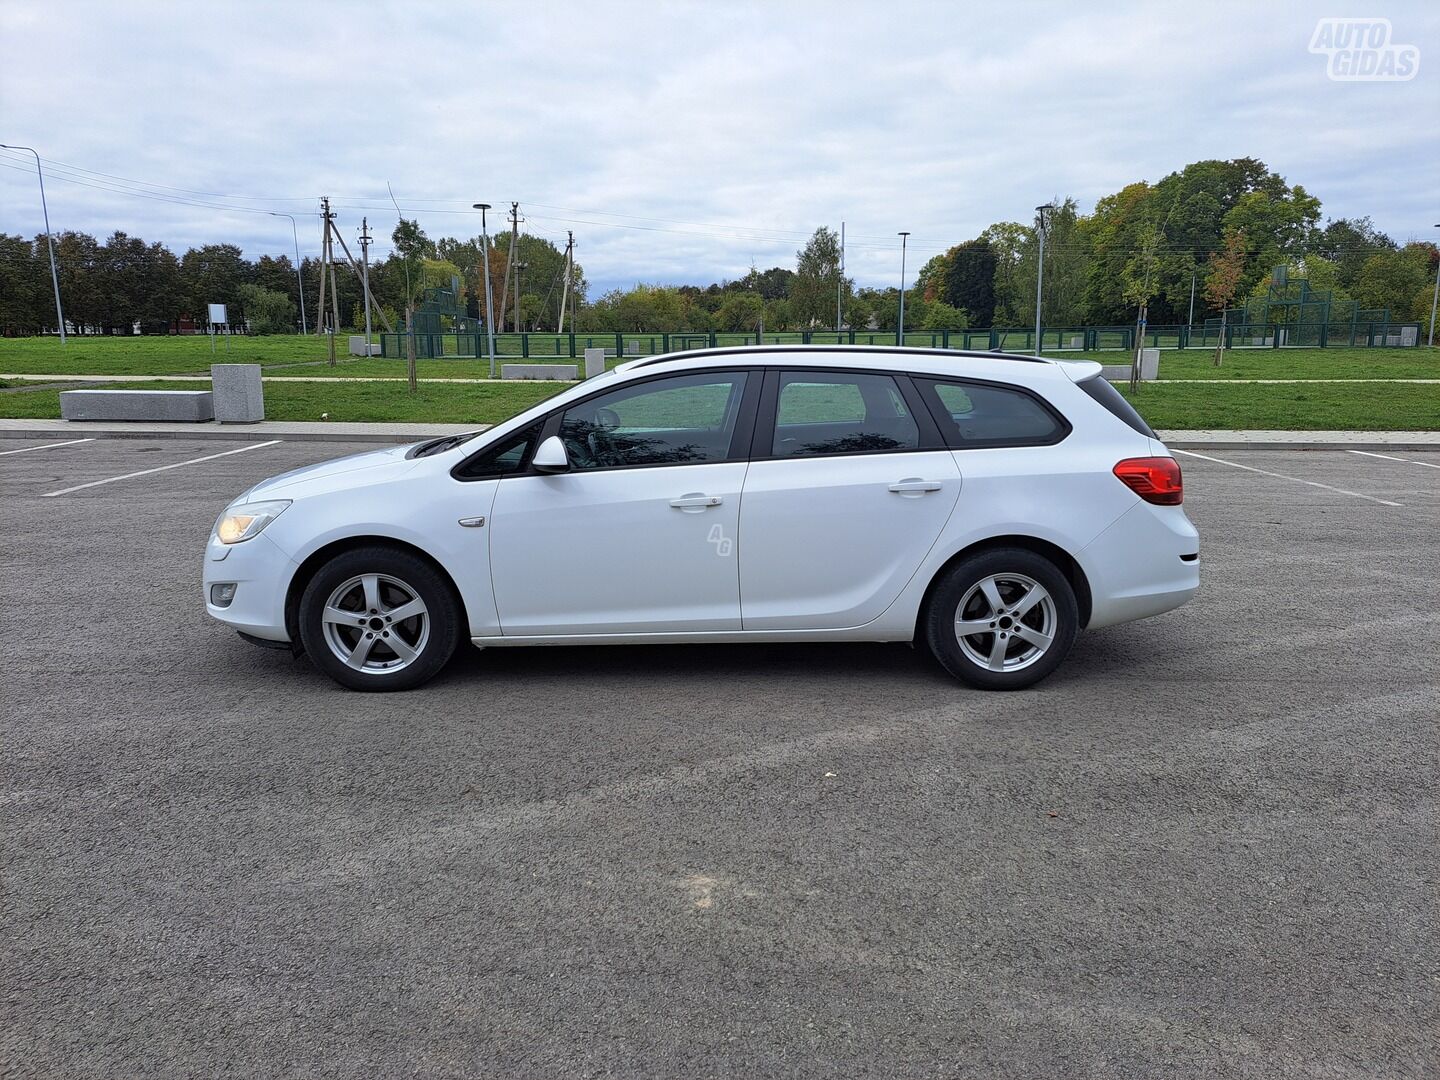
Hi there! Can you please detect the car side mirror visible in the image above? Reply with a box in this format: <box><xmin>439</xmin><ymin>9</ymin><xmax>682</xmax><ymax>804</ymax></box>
<box><xmin>532</xmin><ymin>435</ymin><xmax>570</xmax><ymax>474</ymax></box>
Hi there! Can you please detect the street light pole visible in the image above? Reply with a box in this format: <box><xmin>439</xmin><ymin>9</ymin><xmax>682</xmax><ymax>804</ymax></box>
<box><xmin>2</xmin><ymin>144</ymin><xmax>65</xmax><ymax>343</ymax></box>
<box><xmin>267</xmin><ymin>211</ymin><xmax>307</xmax><ymax>335</ymax></box>
<box><xmin>1429</xmin><ymin>223</ymin><xmax>1439</xmax><ymax>348</ymax></box>
<box><xmin>472</xmin><ymin>204</ymin><xmax>497</xmax><ymax>377</ymax></box>
<box><xmin>1033</xmin><ymin>203</ymin><xmax>1055</xmax><ymax>356</ymax></box>
<box><xmin>896</xmin><ymin>231</ymin><xmax>910</xmax><ymax>346</ymax></box>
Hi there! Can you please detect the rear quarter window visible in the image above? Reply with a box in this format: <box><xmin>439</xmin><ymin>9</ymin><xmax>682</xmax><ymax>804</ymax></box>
<box><xmin>916</xmin><ymin>378</ymin><xmax>1069</xmax><ymax>449</ymax></box>
<box><xmin>1077</xmin><ymin>375</ymin><xmax>1157</xmax><ymax>438</ymax></box>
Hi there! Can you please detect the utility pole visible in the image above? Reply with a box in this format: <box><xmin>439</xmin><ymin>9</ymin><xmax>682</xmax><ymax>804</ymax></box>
<box><xmin>315</xmin><ymin>198</ymin><xmax>329</xmax><ymax>336</ymax></box>
<box><xmin>1429</xmin><ymin>223</ymin><xmax>1439</xmax><ymax>347</ymax></box>
<box><xmin>558</xmin><ymin>231</ymin><xmax>574</xmax><ymax>334</ymax></box>
<box><xmin>473</xmin><ymin>203</ymin><xmax>497</xmax><ymax>377</ymax></box>
<box><xmin>319</xmin><ymin>197</ymin><xmax>340</xmax><ymax>366</ymax></box>
<box><xmin>515</xmin><ymin>262</ymin><xmax>529</xmax><ymax>332</ymax></box>
<box><xmin>499</xmin><ymin>202</ymin><xmax>521</xmax><ymax>332</ymax></box>
<box><xmin>836</xmin><ymin>221</ymin><xmax>845</xmax><ymax>333</ymax></box>
<box><xmin>358</xmin><ymin>217</ymin><xmax>374</xmax><ymax>349</ymax></box>
<box><xmin>1188</xmin><ymin>270</ymin><xmax>1197</xmax><ymax>341</ymax></box>
<box><xmin>1033</xmin><ymin>203</ymin><xmax>1056</xmax><ymax>356</ymax></box>
<box><xmin>896</xmin><ymin>232</ymin><xmax>910</xmax><ymax>346</ymax></box>
<box><xmin>1</xmin><ymin>144</ymin><xmax>65</xmax><ymax>343</ymax></box>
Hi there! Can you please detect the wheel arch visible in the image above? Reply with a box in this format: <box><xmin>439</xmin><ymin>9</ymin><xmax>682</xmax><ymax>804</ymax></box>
<box><xmin>284</xmin><ymin>535</ymin><xmax>470</xmax><ymax>649</ymax></box>
<box><xmin>916</xmin><ymin>534</ymin><xmax>1092</xmax><ymax>637</ymax></box>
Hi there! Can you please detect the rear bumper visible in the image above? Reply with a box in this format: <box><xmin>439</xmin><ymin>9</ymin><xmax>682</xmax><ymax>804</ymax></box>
<box><xmin>202</xmin><ymin>531</ymin><xmax>295</xmax><ymax>642</ymax></box>
<box><xmin>1079</xmin><ymin>502</ymin><xmax>1199</xmax><ymax>629</ymax></box>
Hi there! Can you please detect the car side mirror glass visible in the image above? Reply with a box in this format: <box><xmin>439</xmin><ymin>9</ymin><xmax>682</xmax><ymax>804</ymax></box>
<box><xmin>532</xmin><ymin>435</ymin><xmax>570</xmax><ymax>474</ymax></box>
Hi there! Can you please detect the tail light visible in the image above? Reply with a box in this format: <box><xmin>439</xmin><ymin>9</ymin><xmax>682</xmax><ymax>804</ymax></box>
<box><xmin>1113</xmin><ymin>457</ymin><xmax>1183</xmax><ymax>505</ymax></box>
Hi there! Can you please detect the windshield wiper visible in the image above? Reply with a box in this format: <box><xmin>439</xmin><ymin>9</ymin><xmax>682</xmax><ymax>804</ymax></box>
<box><xmin>409</xmin><ymin>432</ymin><xmax>480</xmax><ymax>459</ymax></box>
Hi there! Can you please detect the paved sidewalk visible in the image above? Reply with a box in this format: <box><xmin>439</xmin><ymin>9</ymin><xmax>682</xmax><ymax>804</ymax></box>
<box><xmin>1</xmin><ymin>417</ymin><xmax>1436</xmax><ymax>449</ymax></box>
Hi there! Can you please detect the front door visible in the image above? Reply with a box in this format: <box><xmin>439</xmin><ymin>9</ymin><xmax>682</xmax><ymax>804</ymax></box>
<box><xmin>489</xmin><ymin>370</ymin><xmax>753</xmax><ymax>636</ymax></box>
<box><xmin>739</xmin><ymin>369</ymin><xmax>961</xmax><ymax>630</ymax></box>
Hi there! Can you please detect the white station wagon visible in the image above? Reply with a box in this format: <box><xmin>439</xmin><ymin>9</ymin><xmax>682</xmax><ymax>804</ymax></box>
<box><xmin>205</xmin><ymin>347</ymin><xmax>1198</xmax><ymax>691</ymax></box>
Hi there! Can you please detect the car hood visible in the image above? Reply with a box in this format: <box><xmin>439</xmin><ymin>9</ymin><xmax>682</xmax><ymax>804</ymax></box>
<box><xmin>239</xmin><ymin>444</ymin><xmax>419</xmax><ymax>502</ymax></box>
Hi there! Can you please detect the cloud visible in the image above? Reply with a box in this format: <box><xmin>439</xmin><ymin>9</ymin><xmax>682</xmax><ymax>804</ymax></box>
<box><xmin>2</xmin><ymin>0</ymin><xmax>1436</xmax><ymax>293</ymax></box>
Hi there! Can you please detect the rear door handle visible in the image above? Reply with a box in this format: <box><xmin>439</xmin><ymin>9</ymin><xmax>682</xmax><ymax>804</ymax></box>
<box><xmin>670</xmin><ymin>493</ymin><xmax>723</xmax><ymax>512</ymax></box>
<box><xmin>888</xmin><ymin>478</ymin><xmax>943</xmax><ymax>495</ymax></box>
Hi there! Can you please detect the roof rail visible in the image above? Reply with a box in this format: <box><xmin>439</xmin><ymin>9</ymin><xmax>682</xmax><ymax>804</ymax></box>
<box><xmin>617</xmin><ymin>343</ymin><xmax>1053</xmax><ymax>372</ymax></box>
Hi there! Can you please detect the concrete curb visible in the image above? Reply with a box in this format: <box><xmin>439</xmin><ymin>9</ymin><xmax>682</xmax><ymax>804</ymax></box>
<box><xmin>1</xmin><ymin>420</ymin><xmax>1437</xmax><ymax>450</ymax></box>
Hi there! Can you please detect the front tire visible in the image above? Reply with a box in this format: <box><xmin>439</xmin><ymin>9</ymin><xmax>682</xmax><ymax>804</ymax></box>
<box><xmin>298</xmin><ymin>546</ymin><xmax>460</xmax><ymax>691</ymax></box>
<box><xmin>924</xmin><ymin>547</ymin><xmax>1078</xmax><ymax>691</ymax></box>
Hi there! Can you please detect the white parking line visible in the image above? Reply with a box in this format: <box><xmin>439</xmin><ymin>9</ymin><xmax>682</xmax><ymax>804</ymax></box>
<box><xmin>40</xmin><ymin>440</ymin><xmax>283</xmax><ymax>497</ymax></box>
<box><xmin>1171</xmin><ymin>448</ymin><xmax>1403</xmax><ymax>507</ymax></box>
<box><xmin>0</xmin><ymin>438</ymin><xmax>95</xmax><ymax>456</ymax></box>
<box><xmin>1346</xmin><ymin>449</ymin><xmax>1440</xmax><ymax>470</ymax></box>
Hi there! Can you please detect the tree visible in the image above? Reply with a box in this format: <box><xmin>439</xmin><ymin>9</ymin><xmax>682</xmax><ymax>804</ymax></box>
<box><xmin>391</xmin><ymin>219</ymin><xmax>433</xmax><ymax>391</ymax></box>
<box><xmin>1314</xmin><ymin>217</ymin><xmax>1395</xmax><ymax>293</ymax></box>
<box><xmin>791</xmin><ymin>227</ymin><xmax>845</xmax><ymax>328</ymax></box>
<box><xmin>1122</xmin><ymin>227</ymin><xmax>1163</xmax><ymax>388</ymax></box>
<box><xmin>0</xmin><ymin>234</ymin><xmax>45</xmax><ymax>335</ymax></box>
<box><xmin>236</xmin><ymin>283</ymin><xmax>295</xmax><ymax>335</ymax></box>
<box><xmin>920</xmin><ymin>301</ymin><xmax>969</xmax><ymax>330</ymax></box>
<box><xmin>1204</xmin><ymin>229</ymin><xmax>1247</xmax><ymax>366</ymax></box>
<box><xmin>180</xmin><ymin>244</ymin><xmax>248</xmax><ymax>321</ymax></box>
<box><xmin>715</xmin><ymin>291</ymin><xmax>765</xmax><ymax>332</ymax></box>
<box><xmin>940</xmin><ymin>240</ymin><xmax>996</xmax><ymax>327</ymax></box>
<box><xmin>1353</xmin><ymin>245</ymin><xmax>1432</xmax><ymax>321</ymax></box>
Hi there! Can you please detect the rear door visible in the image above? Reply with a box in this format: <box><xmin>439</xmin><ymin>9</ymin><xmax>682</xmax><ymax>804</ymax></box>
<box><xmin>738</xmin><ymin>368</ymin><xmax>961</xmax><ymax>630</ymax></box>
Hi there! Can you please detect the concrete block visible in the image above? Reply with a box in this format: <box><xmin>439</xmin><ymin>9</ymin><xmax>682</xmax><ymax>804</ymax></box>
<box><xmin>60</xmin><ymin>389</ymin><xmax>214</xmax><ymax>422</ymax></box>
<box><xmin>583</xmin><ymin>348</ymin><xmax>607</xmax><ymax>379</ymax></box>
<box><xmin>349</xmin><ymin>336</ymin><xmax>381</xmax><ymax>356</ymax></box>
<box><xmin>1100</xmin><ymin>349</ymin><xmax>1161</xmax><ymax>383</ymax></box>
<box><xmin>502</xmin><ymin>364</ymin><xmax>578</xmax><ymax>381</ymax></box>
<box><xmin>1139</xmin><ymin>347</ymin><xmax>1160</xmax><ymax>381</ymax></box>
<box><xmin>211</xmin><ymin>364</ymin><xmax>265</xmax><ymax>423</ymax></box>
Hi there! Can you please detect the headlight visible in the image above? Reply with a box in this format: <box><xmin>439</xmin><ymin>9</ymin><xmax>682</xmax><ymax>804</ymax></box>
<box><xmin>214</xmin><ymin>500</ymin><xmax>291</xmax><ymax>544</ymax></box>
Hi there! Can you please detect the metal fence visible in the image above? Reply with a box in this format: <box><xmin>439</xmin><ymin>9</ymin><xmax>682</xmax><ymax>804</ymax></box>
<box><xmin>378</xmin><ymin>321</ymin><xmax>1425</xmax><ymax>360</ymax></box>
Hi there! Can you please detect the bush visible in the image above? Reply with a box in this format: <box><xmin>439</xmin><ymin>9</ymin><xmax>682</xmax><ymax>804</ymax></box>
<box><xmin>237</xmin><ymin>283</ymin><xmax>296</xmax><ymax>335</ymax></box>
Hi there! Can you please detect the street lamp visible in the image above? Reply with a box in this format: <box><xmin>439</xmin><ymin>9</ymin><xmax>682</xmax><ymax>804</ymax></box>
<box><xmin>1</xmin><ymin>144</ymin><xmax>65</xmax><ymax>343</ymax></box>
<box><xmin>1033</xmin><ymin>203</ymin><xmax>1056</xmax><ymax>356</ymax></box>
<box><xmin>1429</xmin><ymin>223</ymin><xmax>1439</xmax><ymax>348</ymax></box>
<box><xmin>514</xmin><ymin>261</ymin><xmax>529</xmax><ymax>333</ymax></box>
<box><xmin>267</xmin><ymin>211</ymin><xmax>308</xmax><ymax>335</ymax></box>
<box><xmin>472</xmin><ymin>203</ymin><xmax>497</xmax><ymax>376</ymax></box>
<box><xmin>896</xmin><ymin>231</ymin><xmax>911</xmax><ymax>346</ymax></box>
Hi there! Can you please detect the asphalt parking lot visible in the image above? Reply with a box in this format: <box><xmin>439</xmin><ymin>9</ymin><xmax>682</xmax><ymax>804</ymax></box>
<box><xmin>2</xmin><ymin>435</ymin><xmax>1436</xmax><ymax>1079</ymax></box>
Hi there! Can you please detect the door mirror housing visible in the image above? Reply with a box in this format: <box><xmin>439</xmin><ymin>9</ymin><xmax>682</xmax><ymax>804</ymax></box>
<box><xmin>532</xmin><ymin>435</ymin><xmax>570</xmax><ymax>474</ymax></box>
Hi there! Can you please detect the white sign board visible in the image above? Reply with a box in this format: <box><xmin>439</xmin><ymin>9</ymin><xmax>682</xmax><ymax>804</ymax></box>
<box><xmin>207</xmin><ymin>303</ymin><xmax>228</xmax><ymax>326</ymax></box>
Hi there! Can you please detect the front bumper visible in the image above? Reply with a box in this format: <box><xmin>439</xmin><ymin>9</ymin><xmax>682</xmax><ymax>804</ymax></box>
<box><xmin>202</xmin><ymin>530</ymin><xmax>296</xmax><ymax>642</ymax></box>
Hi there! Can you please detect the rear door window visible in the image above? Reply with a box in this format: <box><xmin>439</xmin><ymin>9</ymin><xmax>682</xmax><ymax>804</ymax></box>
<box><xmin>770</xmin><ymin>371</ymin><xmax>920</xmax><ymax>457</ymax></box>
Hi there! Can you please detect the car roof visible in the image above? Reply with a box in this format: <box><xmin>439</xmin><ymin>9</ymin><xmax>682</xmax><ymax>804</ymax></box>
<box><xmin>613</xmin><ymin>345</ymin><xmax>1099</xmax><ymax>384</ymax></box>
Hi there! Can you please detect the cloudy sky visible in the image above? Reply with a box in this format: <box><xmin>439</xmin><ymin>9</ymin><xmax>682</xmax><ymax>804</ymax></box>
<box><xmin>1</xmin><ymin>1</ymin><xmax>1435</xmax><ymax>293</ymax></box>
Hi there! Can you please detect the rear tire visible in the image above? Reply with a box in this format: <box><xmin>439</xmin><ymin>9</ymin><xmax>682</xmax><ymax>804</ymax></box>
<box><xmin>924</xmin><ymin>547</ymin><xmax>1078</xmax><ymax>691</ymax></box>
<box><xmin>298</xmin><ymin>546</ymin><xmax>461</xmax><ymax>691</ymax></box>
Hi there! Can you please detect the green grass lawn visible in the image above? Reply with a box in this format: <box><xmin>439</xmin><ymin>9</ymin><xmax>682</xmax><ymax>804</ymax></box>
<box><xmin>3</xmin><ymin>335</ymin><xmax>1436</xmax><ymax>382</ymax></box>
<box><xmin>1117</xmin><ymin>380</ymin><xmax>1440</xmax><ymax>430</ymax></box>
<box><xmin>0</xmin><ymin>379</ymin><xmax>566</xmax><ymax>425</ymax></box>
<box><xmin>2</xmin><ymin>375</ymin><xmax>1436</xmax><ymax>430</ymax></box>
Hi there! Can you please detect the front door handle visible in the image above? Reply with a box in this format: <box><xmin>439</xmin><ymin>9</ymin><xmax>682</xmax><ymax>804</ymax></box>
<box><xmin>888</xmin><ymin>478</ymin><xmax>943</xmax><ymax>495</ymax></box>
<box><xmin>670</xmin><ymin>493</ymin><xmax>723</xmax><ymax>512</ymax></box>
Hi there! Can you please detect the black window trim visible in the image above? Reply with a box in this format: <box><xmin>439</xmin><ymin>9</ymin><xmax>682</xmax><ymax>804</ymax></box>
<box><xmin>911</xmin><ymin>375</ymin><xmax>1072</xmax><ymax>451</ymax></box>
<box><xmin>449</xmin><ymin>421</ymin><xmax>544</xmax><ymax>483</ymax></box>
<box><xmin>749</xmin><ymin>367</ymin><xmax>946</xmax><ymax>462</ymax></box>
